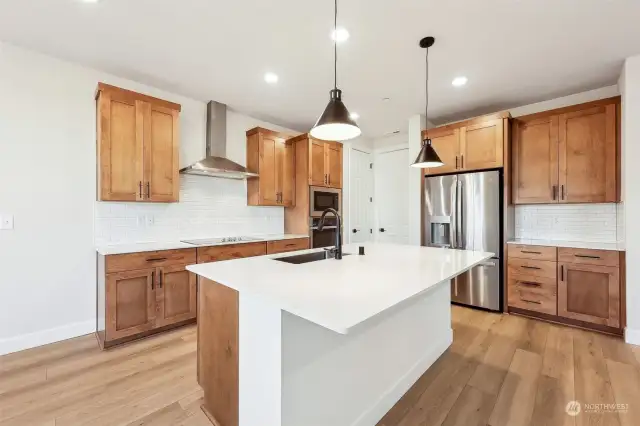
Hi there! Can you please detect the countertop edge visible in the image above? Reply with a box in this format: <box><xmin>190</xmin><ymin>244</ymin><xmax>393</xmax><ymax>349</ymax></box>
<box><xmin>507</xmin><ymin>239</ymin><xmax>625</xmax><ymax>252</ymax></box>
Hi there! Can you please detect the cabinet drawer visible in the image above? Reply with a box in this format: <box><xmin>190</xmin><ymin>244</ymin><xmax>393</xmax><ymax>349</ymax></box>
<box><xmin>558</xmin><ymin>247</ymin><xmax>620</xmax><ymax>267</ymax></box>
<box><xmin>267</xmin><ymin>238</ymin><xmax>309</xmax><ymax>254</ymax></box>
<box><xmin>508</xmin><ymin>275</ymin><xmax>557</xmax><ymax>315</ymax></box>
<box><xmin>106</xmin><ymin>249</ymin><xmax>197</xmax><ymax>273</ymax></box>
<box><xmin>507</xmin><ymin>258</ymin><xmax>557</xmax><ymax>279</ymax></box>
<box><xmin>507</xmin><ymin>244</ymin><xmax>557</xmax><ymax>261</ymax></box>
<box><xmin>197</xmin><ymin>242</ymin><xmax>267</xmax><ymax>263</ymax></box>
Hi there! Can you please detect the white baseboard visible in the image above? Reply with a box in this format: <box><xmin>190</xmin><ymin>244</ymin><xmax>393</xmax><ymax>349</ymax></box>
<box><xmin>625</xmin><ymin>327</ymin><xmax>640</xmax><ymax>346</ymax></box>
<box><xmin>0</xmin><ymin>319</ymin><xmax>95</xmax><ymax>356</ymax></box>
<box><xmin>352</xmin><ymin>329</ymin><xmax>454</xmax><ymax>426</ymax></box>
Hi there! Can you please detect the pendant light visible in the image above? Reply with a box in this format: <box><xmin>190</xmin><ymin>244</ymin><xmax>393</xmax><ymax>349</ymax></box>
<box><xmin>310</xmin><ymin>0</ymin><xmax>361</xmax><ymax>141</ymax></box>
<box><xmin>411</xmin><ymin>36</ymin><xmax>444</xmax><ymax>168</ymax></box>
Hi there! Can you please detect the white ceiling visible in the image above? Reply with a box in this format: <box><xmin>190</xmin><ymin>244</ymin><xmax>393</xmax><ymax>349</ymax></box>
<box><xmin>1</xmin><ymin>0</ymin><xmax>639</xmax><ymax>137</ymax></box>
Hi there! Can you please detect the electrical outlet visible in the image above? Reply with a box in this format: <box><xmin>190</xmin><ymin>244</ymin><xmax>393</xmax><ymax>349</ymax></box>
<box><xmin>1</xmin><ymin>215</ymin><xmax>14</xmax><ymax>230</ymax></box>
<box><xmin>145</xmin><ymin>215</ymin><xmax>154</xmax><ymax>226</ymax></box>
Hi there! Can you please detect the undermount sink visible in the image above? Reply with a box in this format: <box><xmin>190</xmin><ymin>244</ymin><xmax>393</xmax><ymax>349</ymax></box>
<box><xmin>274</xmin><ymin>251</ymin><xmax>351</xmax><ymax>264</ymax></box>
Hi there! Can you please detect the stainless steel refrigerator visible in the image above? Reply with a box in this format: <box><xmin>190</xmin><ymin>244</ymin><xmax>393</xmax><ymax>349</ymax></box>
<box><xmin>423</xmin><ymin>170</ymin><xmax>502</xmax><ymax>311</ymax></box>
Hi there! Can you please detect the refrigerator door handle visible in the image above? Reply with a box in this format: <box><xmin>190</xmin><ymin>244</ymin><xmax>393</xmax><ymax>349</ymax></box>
<box><xmin>450</xmin><ymin>178</ymin><xmax>457</xmax><ymax>248</ymax></box>
<box><xmin>456</xmin><ymin>179</ymin><xmax>463</xmax><ymax>249</ymax></box>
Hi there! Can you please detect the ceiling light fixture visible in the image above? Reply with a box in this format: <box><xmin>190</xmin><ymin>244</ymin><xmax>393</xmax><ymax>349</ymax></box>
<box><xmin>350</xmin><ymin>112</ymin><xmax>359</xmax><ymax>120</ymax></box>
<box><xmin>452</xmin><ymin>76</ymin><xmax>468</xmax><ymax>87</ymax></box>
<box><xmin>411</xmin><ymin>36</ymin><xmax>443</xmax><ymax>169</ymax></box>
<box><xmin>81</xmin><ymin>0</ymin><xmax>99</xmax><ymax>3</ymax></box>
<box><xmin>310</xmin><ymin>0</ymin><xmax>361</xmax><ymax>141</ymax></box>
<box><xmin>331</xmin><ymin>27</ymin><xmax>350</xmax><ymax>43</ymax></box>
<box><xmin>264</xmin><ymin>72</ymin><xmax>279</xmax><ymax>84</ymax></box>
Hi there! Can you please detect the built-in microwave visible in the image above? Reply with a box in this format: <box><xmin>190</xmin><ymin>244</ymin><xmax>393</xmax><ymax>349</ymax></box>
<box><xmin>310</xmin><ymin>186</ymin><xmax>341</xmax><ymax>217</ymax></box>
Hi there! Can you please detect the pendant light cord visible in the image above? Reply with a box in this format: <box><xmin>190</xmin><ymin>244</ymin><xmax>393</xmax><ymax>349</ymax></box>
<box><xmin>425</xmin><ymin>46</ymin><xmax>429</xmax><ymax>141</ymax></box>
<box><xmin>334</xmin><ymin>0</ymin><xmax>338</xmax><ymax>90</ymax></box>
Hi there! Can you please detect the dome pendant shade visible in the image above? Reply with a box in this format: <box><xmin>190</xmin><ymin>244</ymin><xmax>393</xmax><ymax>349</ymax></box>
<box><xmin>411</xmin><ymin>138</ymin><xmax>444</xmax><ymax>168</ymax></box>
<box><xmin>310</xmin><ymin>89</ymin><xmax>361</xmax><ymax>141</ymax></box>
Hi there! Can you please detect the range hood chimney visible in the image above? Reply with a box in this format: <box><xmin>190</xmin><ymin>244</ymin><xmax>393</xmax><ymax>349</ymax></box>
<box><xmin>180</xmin><ymin>101</ymin><xmax>258</xmax><ymax>179</ymax></box>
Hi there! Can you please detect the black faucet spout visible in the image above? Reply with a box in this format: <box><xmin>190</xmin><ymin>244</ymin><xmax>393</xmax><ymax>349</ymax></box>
<box><xmin>317</xmin><ymin>208</ymin><xmax>342</xmax><ymax>260</ymax></box>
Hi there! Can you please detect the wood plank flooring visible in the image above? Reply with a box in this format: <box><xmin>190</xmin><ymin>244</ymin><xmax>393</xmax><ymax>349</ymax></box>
<box><xmin>0</xmin><ymin>306</ymin><xmax>638</xmax><ymax>426</ymax></box>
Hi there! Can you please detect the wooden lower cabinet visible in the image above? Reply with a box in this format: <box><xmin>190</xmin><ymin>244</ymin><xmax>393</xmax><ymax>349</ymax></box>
<box><xmin>105</xmin><ymin>268</ymin><xmax>157</xmax><ymax>341</ymax></box>
<box><xmin>156</xmin><ymin>264</ymin><xmax>197</xmax><ymax>327</ymax></box>
<box><xmin>558</xmin><ymin>262</ymin><xmax>620</xmax><ymax>328</ymax></box>
<box><xmin>507</xmin><ymin>244</ymin><xmax>623</xmax><ymax>334</ymax></box>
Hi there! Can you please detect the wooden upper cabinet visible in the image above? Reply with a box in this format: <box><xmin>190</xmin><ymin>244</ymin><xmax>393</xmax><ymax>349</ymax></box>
<box><xmin>326</xmin><ymin>142</ymin><xmax>343</xmax><ymax>188</ymax></box>
<box><xmin>512</xmin><ymin>97</ymin><xmax>620</xmax><ymax>205</ymax></box>
<box><xmin>156</xmin><ymin>264</ymin><xmax>197</xmax><ymax>328</ymax></box>
<box><xmin>558</xmin><ymin>262</ymin><xmax>620</xmax><ymax>328</ymax></box>
<box><xmin>558</xmin><ymin>104</ymin><xmax>617</xmax><ymax>203</ymax></box>
<box><xmin>246</xmin><ymin>127</ymin><xmax>295</xmax><ymax>207</ymax></box>
<box><xmin>105</xmin><ymin>268</ymin><xmax>156</xmax><ymax>340</ymax></box>
<box><xmin>424</xmin><ymin>128</ymin><xmax>460</xmax><ymax>175</ymax></box>
<box><xmin>309</xmin><ymin>139</ymin><xmax>327</xmax><ymax>186</ymax></box>
<box><xmin>460</xmin><ymin>119</ymin><xmax>504</xmax><ymax>170</ymax></box>
<box><xmin>423</xmin><ymin>113</ymin><xmax>508</xmax><ymax>176</ymax></box>
<box><xmin>512</xmin><ymin>116</ymin><xmax>559</xmax><ymax>204</ymax></box>
<box><xmin>96</xmin><ymin>83</ymin><xmax>181</xmax><ymax>203</ymax></box>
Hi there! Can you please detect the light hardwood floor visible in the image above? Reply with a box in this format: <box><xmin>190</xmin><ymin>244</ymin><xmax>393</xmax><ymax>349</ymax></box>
<box><xmin>1</xmin><ymin>306</ymin><xmax>638</xmax><ymax>426</ymax></box>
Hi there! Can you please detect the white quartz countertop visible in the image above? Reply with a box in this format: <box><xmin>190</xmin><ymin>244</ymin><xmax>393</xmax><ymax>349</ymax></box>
<box><xmin>187</xmin><ymin>242</ymin><xmax>493</xmax><ymax>334</ymax></box>
<box><xmin>96</xmin><ymin>234</ymin><xmax>309</xmax><ymax>255</ymax></box>
<box><xmin>507</xmin><ymin>238</ymin><xmax>625</xmax><ymax>252</ymax></box>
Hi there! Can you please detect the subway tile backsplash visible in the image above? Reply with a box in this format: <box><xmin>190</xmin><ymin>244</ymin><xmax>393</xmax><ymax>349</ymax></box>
<box><xmin>95</xmin><ymin>175</ymin><xmax>284</xmax><ymax>245</ymax></box>
<box><xmin>515</xmin><ymin>203</ymin><xmax>622</xmax><ymax>243</ymax></box>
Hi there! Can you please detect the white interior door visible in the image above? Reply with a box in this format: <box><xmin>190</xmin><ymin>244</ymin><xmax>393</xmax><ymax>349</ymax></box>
<box><xmin>349</xmin><ymin>149</ymin><xmax>373</xmax><ymax>243</ymax></box>
<box><xmin>375</xmin><ymin>148</ymin><xmax>410</xmax><ymax>244</ymax></box>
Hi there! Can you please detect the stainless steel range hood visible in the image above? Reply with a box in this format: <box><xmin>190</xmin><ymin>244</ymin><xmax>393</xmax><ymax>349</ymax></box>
<box><xmin>180</xmin><ymin>101</ymin><xmax>258</xmax><ymax>179</ymax></box>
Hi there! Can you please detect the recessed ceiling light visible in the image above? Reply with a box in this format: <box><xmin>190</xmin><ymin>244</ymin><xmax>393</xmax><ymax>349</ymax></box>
<box><xmin>350</xmin><ymin>112</ymin><xmax>359</xmax><ymax>120</ymax></box>
<box><xmin>264</xmin><ymin>72</ymin><xmax>279</xmax><ymax>84</ymax></box>
<box><xmin>331</xmin><ymin>27</ymin><xmax>350</xmax><ymax>43</ymax></box>
<box><xmin>452</xmin><ymin>76</ymin><xmax>468</xmax><ymax>87</ymax></box>
<box><xmin>382</xmin><ymin>97</ymin><xmax>391</xmax><ymax>102</ymax></box>
<box><xmin>81</xmin><ymin>0</ymin><xmax>99</xmax><ymax>3</ymax></box>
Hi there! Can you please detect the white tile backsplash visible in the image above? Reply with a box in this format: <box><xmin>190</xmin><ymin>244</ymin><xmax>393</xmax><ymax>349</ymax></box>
<box><xmin>515</xmin><ymin>203</ymin><xmax>622</xmax><ymax>243</ymax></box>
<box><xmin>95</xmin><ymin>175</ymin><xmax>283</xmax><ymax>245</ymax></box>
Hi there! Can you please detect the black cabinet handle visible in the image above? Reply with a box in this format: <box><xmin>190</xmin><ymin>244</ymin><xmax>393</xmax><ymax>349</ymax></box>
<box><xmin>521</xmin><ymin>250</ymin><xmax>542</xmax><ymax>254</ymax></box>
<box><xmin>521</xmin><ymin>265</ymin><xmax>541</xmax><ymax>270</ymax></box>
<box><xmin>521</xmin><ymin>298</ymin><xmax>542</xmax><ymax>305</ymax></box>
<box><xmin>139</xmin><ymin>181</ymin><xmax>143</xmax><ymax>199</ymax></box>
<box><xmin>353</xmin><ymin>229</ymin><xmax>358</xmax><ymax>233</ymax></box>
<box><xmin>552</xmin><ymin>185</ymin><xmax>557</xmax><ymax>200</ymax></box>
<box><xmin>379</xmin><ymin>228</ymin><xmax>386</xmax><ymax>232</ymax></box>
<box><xmin>461</xmin><ymin>155</ymin><xmax>464</xmax><ymax>169</ymax></box>
<box><xmin>561</xmin><ymin>264</ymin><xmax>565</xmax><ymax>281</ymax></box>
<box><xmin>561</xmin><ymin>184</ymin><xmax>565</xmax><ymax>200</ymax></box>
<box><xmin>575</xmin><ymin>254</ymin><xmax>600</xmax><ymax>259</ymax></box>
<box><xmin>455</xmin><ymin>156</ymin><xmax>459</xmax><ymax>169</ymax></box>
<box><xmin>158</xmin><ymin>271</ymin><xmax>163</xmax><ymax>289</ymax></box>
<box><xmin>146</xmin><ymin>182</ymin><xmax>150</xmax><ymax>199</ymax></box>
<box><xmin>146</xmin><ymin>257</ymin><xmax>167</xmax><ymax>262</ymax></box>
<box><xmin>151</xmin><ymin>271</ymin><xmax>155</xmax><ymax>290</ymax></box>
<box><xmin>520</xmin><ymin>281</ymin><xmax>541</xmax><ymax>287</ymax></box>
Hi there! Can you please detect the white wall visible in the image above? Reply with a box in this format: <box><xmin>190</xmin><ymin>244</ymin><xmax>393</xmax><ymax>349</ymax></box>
<box><xmin>0</xmin><ymin>42</ymin><xmax>297</xmax><ymax>354</ymax></box>
<box><xmin>620</xmin><ymin>55</ymin><xmax>640</xmax><ymax>344</ymax></box>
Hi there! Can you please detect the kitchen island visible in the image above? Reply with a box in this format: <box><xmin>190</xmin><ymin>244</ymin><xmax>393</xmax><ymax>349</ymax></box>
<box><xmin>187</xmin><ymin>242</ymin><xmax>493</xmax><ymax>426</ymax></box>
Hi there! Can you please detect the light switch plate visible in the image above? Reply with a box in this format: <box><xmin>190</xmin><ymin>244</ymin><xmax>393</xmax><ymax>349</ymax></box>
<box><xmin>1</xmin><ymin>215</ymin><xmax>14</xmax><ymax>230</ymax></box>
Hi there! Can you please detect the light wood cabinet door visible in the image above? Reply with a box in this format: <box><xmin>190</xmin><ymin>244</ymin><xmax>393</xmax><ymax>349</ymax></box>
<box><xmin>558</xmin><ymin>104</ymin><xmax>617</xmax><ymax>203</ymax></box>
<box><xmin>156</xmin><ymin>265</ymin><xmax>197</xmax><ymax>327</ymax></box>
<box><xmin>558</xmin><ymin>262</ymin><xmax>620</xmax><ymax>328</ymax></box>
<box><xmin>106</xmin><ymin>269</ymin><xmax>156</xmax><ymax>340</ymax></box>
<box><xmin>144</xmin><ymin>103</ymin><xmax>180</xmax><ymax>202</ymax></box>
<box><xmin>423</xmin><ymin>128</ymin><xmax>460</xmax><ymax>175</ymax></box>
<box><xmin>326</xmin><ymin>142</ymin><xmax>343</xmax><ymax>188</ymax></box>
<box><xmin>281</xmin><ymin>141</ymin><xmax>295</xmax><ymax>206</ymax></box>
<box><xmin>309</xmin><ymin>139</ymin><xmax>327</xmax><ymax>186</ymax></box>
<box><xmin>512</xmin><ymin>117</ymin><xmax>559</xmax><ymax>204</ymax></box>
<box><xmin>459</xmin><ymin>119</ymin><xmax>504</xmax><ymax>171</ymax></box>
<box><xmin>97</xmin><ymin>90</ymin><xmax>144</xmax><ymax>201</ymax></box>
<box><xmin>258</xmin><ymin>133</ymin><xmax>281</xmax><ymax>205</ymax></box>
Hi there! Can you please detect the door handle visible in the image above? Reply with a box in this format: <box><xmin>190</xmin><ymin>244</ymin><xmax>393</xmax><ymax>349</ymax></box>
<box><xmin>455</xmin><ymin>156</ymin><xmax>459</xmax><ymax>169</ymax></box>
<box><xmin>520</xmin><ymin>281</ymin><xmax>541</xmax><ymax>287</ymax></box>
<box><xmin>521</xmin><ymin>298</ymin><xmax>542</xmax><ymax>305</ymax></box>
<box><xmin>575</xmin><ymin>254</ymin><xmax>600</xmax><ymax>259</ymax></box>
<box><xmin>561</xmin><ymin>184</ymin><xmax>565</xmax><ymax>200</ymax></box>
<box><xmin>352</xmin><ymin>229</ymin><xmax>358</xmax><ymax>233</ymax></box>
<box><xmin>328</xmin><ymin>174</ymin><xmax>331</xmax><ymax>185</ymax></box>
<box><xmin>139</xmin><ymin>181</ymin><xmax>143</xmax><ymax>199</ymax></box>
<box><xmin>521</xmin><ymin>250</ymin><xmax>542</xmax><ymax>255</ymax></box>
<box><xmin>460</xmin><ymin>155</ymin><xmax>464</xmax><ymax>169</ymax></box>
<box><xmin>520</xmin><ymin>265</ymin><xmax>541</xmax><ymax>270</ymax></box>
<box><xmin>552</xmin><ymin>185</ymin><xmax>557</xmax><ymax>201</ymax></box>
<box><xmin>379</xmin><ymin>228</ymin><xmax>386</xmax><ymax>232</ymax></box>
<box><xmin>560</xmin><ymin>264</ymin><xmax>565</xmax><ymax>281</ymax></box>
<box><xmin>151</xmin><ymin>271</ymin><xmax>155</xmax><ymax>290</ymax></box>
<box><xmin>146</xmin><ymin>182</ymin><xmax>150</xmax><ymax>199</ymax></box>
<box><xmin>158</xmin><ymin>270</ymin><xmax>163</xmax><ymax>289</ymax></box>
